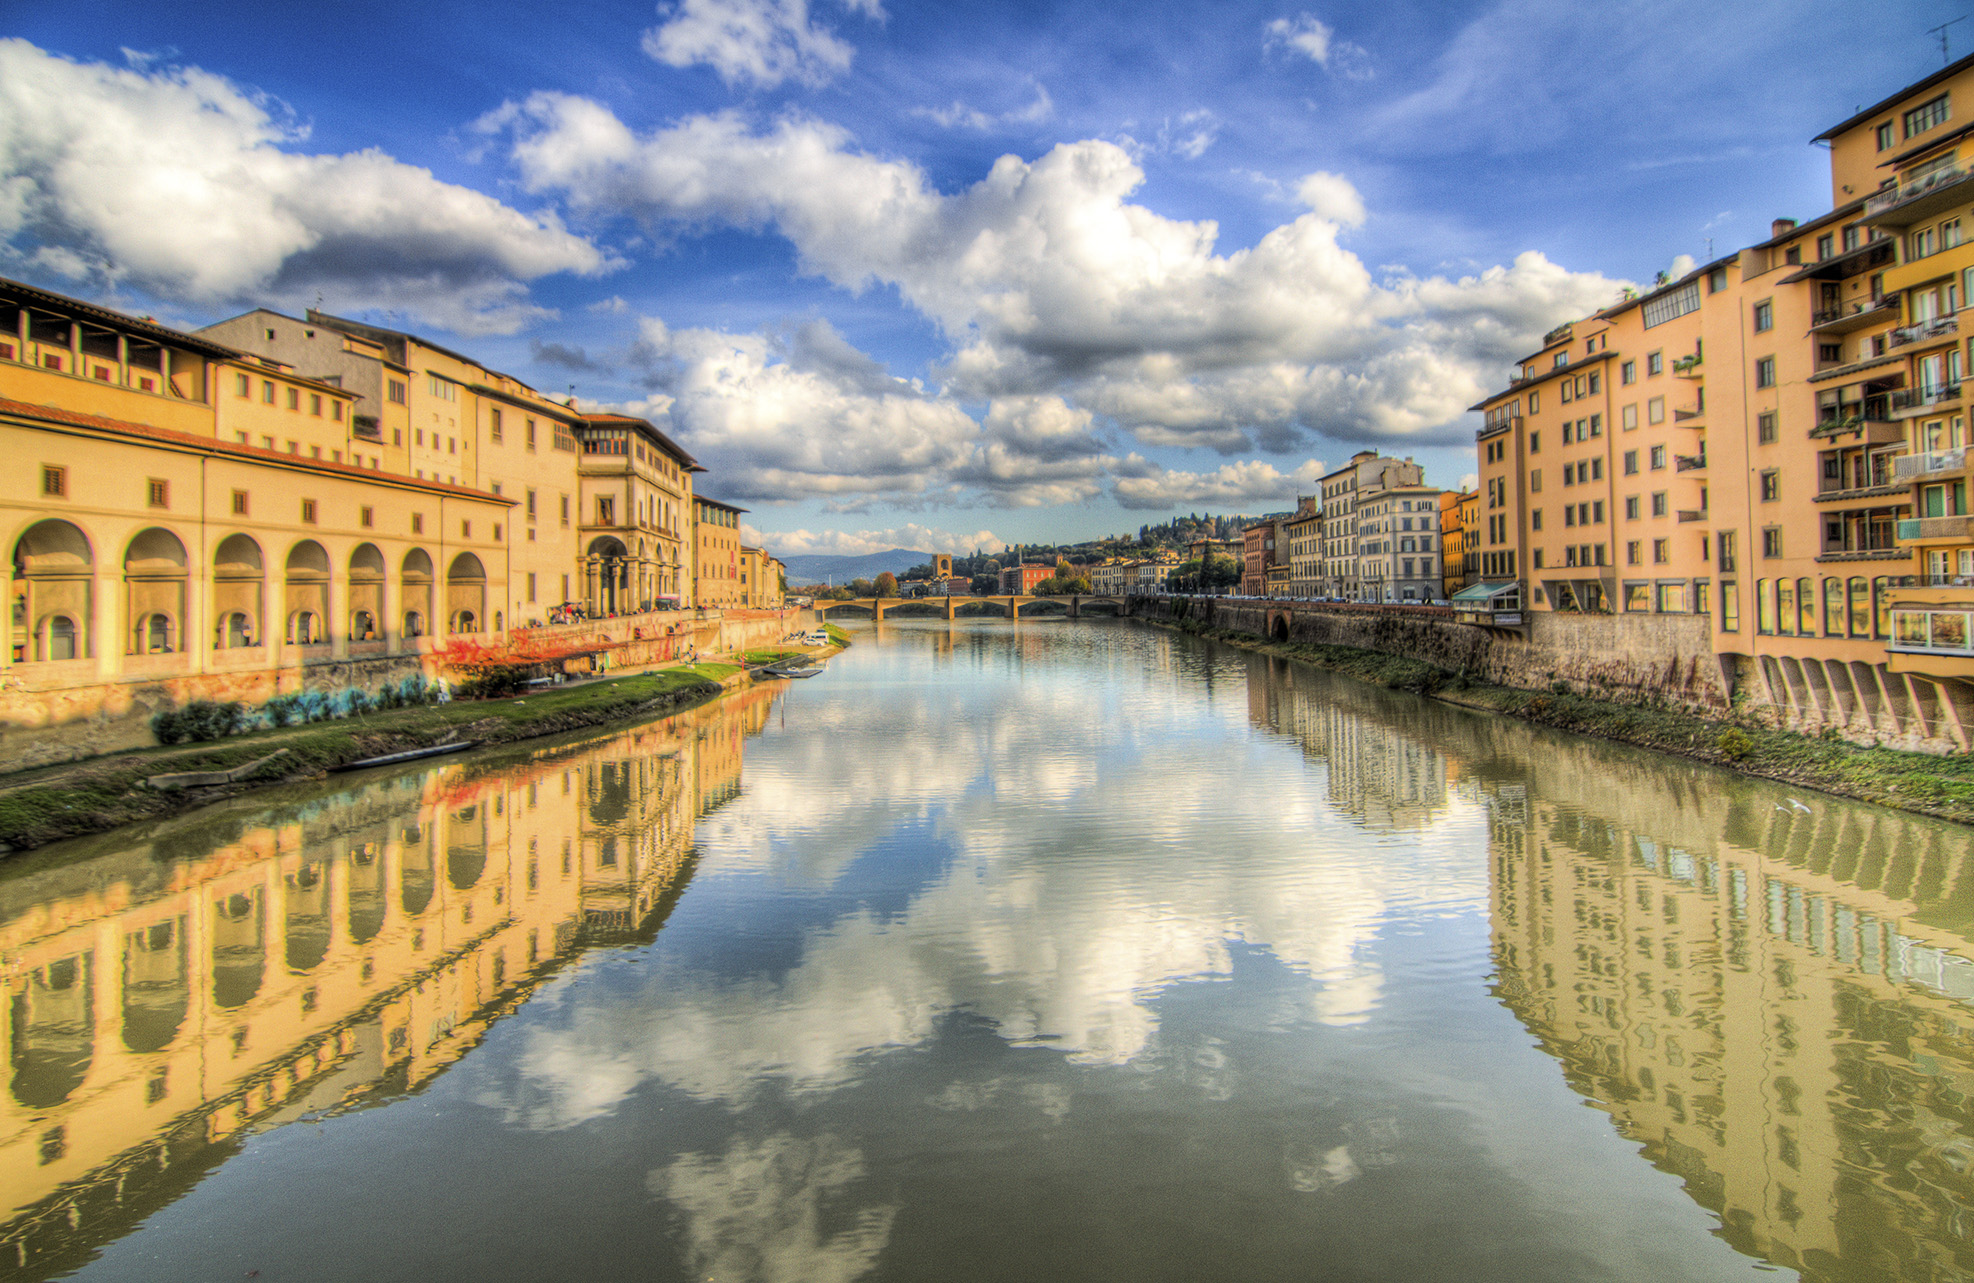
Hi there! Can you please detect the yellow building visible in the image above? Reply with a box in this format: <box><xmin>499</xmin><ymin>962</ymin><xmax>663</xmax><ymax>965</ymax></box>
<box><xmin>694</xmin><ymin>496</ymin><xmax>747</xmax><ymax>610</ymax></box>
<box><xmin>199</xmin><ymin>310</ymin><xmax>589</xmax><ymax>627</ymax></box>
<box><xmin>1284</xmin><ymin>495</ymin><xmax>1321</xmax><ymax>598</ymax></box>
<box><xmin>1468</xmin><ymin>54</ymin><xmax>1974</xmax><ymax>749</ymax></box>
<box><xmin>574</xmin><ymin>412</ymin><xmax>698</xmax><ymax>614</ymax></box>
<box><xmin>735</xmin><ymin>545</ymin><xmax>783</xmax><ymax>608</ymax></box>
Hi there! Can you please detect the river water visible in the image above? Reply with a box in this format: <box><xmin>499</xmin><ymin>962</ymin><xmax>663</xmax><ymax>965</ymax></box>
<box><xmin>3</xmin><ymin>619</ymin><xmax>1973</xmax><ymax>1282</ymax></box>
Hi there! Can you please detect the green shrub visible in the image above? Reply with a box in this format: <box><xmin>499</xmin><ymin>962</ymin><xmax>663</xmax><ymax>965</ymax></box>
<box><xmin>152</xmin><ymin>699</ymin><xmax>248</xmax><ymax>744</ymax></box>
<box><xmin>1717</xmin><ymin>727</ymin><xmax>1753</xmax><ymax>760</ymax></box>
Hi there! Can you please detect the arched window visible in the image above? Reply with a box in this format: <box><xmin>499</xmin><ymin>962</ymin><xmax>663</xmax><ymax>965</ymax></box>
<box><xmin>403</xmin><ymin>610</ymin><xmax>425</xmax><ymax>638</ymax></box>
<box><xmin>349</xmin><ymin>543</ymin><xmax>386</xmax><ymax>644</ymax></box>
<box><xmin>142</xmin><ymin>612</ymin><xmax>174</xmax><ymax>653</ymax></box>
<box><xmin>447</xmin><ymin>553</ymin><xmax>486</xmax><ymax>634</ymax></box>
<box><xmin>351</xmin><ymin>609</ymin><xmax>377</xmax><ymax>640</ymax></box>
<box><xmin>286</xmin><ymin>610</ymin><xmax>321</xmax><ymax>645</ymax></box>
<box><xmin>213</xmin><ymin>534</ymin><xmax>264</xmax><ymax>648</ymax></box>
<box><xmin>13</xmin><ymin>519</ymin><xmax>93</xmax><ymax>663</ymax></box>
<box><xmin>284</xmin><ymin>541</ymin><xmax>331</xmax><ymax>646</ymax></box>
<box><xmin>401</xmin><ymin>549</ymin><xmax>433</xmax><ymax>647</ymax></box>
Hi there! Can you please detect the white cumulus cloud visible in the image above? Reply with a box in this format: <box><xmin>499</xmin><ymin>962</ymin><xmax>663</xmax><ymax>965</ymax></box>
<box><xmin>0</xmin><ymin>40</ymin><xmax>611</xmax><ymax>334</ymax></box>
<box><xmin>487</xmin><ymin>97</ymin><xmax>1623</xmax><ymax>458</ymax></box>
<box><xmin>642</xmin><ymin>0</ymin><xmax>879</xmax><ymax>90</ymax></box>
<box><xmin>1112</xmin><ymin>458</ymin><xmax>1328</xmax><ymax>511</ymax></box>
<box><xmin>1264</xmin><ymin>14</ymin><xmax>1371</xmax><ymax>77</ymax></box>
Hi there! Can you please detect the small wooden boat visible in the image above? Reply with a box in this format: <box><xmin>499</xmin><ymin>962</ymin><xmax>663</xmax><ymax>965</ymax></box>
<box><xmin>331</xmin><ymin>740</ymin><xmax>477</xmax><ymax>773</ymax></box>
<box><xmin>760</xmin><ymin>658</ymin><xmax>824</xmax><ymax>679</ymax></box>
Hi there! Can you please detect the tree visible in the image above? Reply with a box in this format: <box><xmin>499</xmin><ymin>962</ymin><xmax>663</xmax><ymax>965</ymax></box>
<box><xmin>1203</xmin><ymin>553</ymin><xmax>1241</xmax><ymax>590</ymax></box>
<box><xmin>873</xmin><ymin>572</ymin><xmax>899</xmax><ymax>598</ymax></box>
<box><xmin>970</xmin><ymin>573</ymin><xmax>999</xmax><ymax>595</ymax></box>
<box><xmin>849</xmin><ymin>577</ymin><xmax>876</xmax><ymax>597</ymax></box>
<box><xmin>1056</xmin><ymin>556</ymin><xmax>1075</xmax><ymax>579</ymax></box>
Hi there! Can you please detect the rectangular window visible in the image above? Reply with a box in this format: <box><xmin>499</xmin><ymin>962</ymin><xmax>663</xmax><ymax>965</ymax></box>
<box><xmin>1721</xmin><ymin>581</ymin><xmax>1738</xmax><ymax>631</ymax></box>
<box><xmin>41</xmin><ymin>465</ymin><xmax>66</xmax><ymax>497</ymax></box>
<box><xmin>1824</xmin><ymin>578</ymin><xmax>1846</xmax><ymax>636</ymax></box>
<box><xmin>1756</xmin><ymin>579</ymin><xmax>1777</xmax><ymax>633</ymax></box>
<box><xmin>1591</xmin><ymin>457</ymin><xmax>1603</xmax><ymax>479</ymax></box>
<box><xmin>1876</xmin><ymin>121</ymin><xmax>1895</xmax><ymax>150</ymax></box>
<box><xmin>526</xmin><ymin>418</ymin><xmax>538</xmax><ymax>450</ymax></box>
<box><xmin>1593</xmin><ymin>500</ymin><xmax>1604</xmax><ymax>523</ymax></box>
<box><xmin>490</xmin><ymin>407</ymin><xmax>504</xmax><ymax>441</ymax></box>
<box><xmin>1650</xmin><ymin>445</ymin><xmax>1667</xmax><ymax>470</ymax></box>
<box><xmin>1753</xmin><ymin>300</ymin><xmax>1773</xmax><ymax>332</ymax></box>
<box><xmin>560</xmin><ymin>495</ymin><xmax>570</xmax><ymax>525</ymax></box>
<box><xmin>1623</xmin><ymin>450</ymin><xmax>1638</xmax><ymax>475</ymax></box>
<box><xmin>462</xmin><ymin>520</ymin><xmax>472</xmax><ymax>538</ymax></box>
<box><xmin>360</xmin><ymin>505</ymin><xmax>374</xmax><ymax>528</ymax></box>
<box><xmin>1817</xmin><ymin>234</ymin><xmax>1834</xmax><ymax>261</ymax></box>
<box><xmin>1625</xmin><ymin>496</ymin><xmax>1640</xmax><ymax>520</ymax></box>
<box><xmin>1642</xmin><ymin>282</ymin><xmax>1701</xmax><ymax>329</ymax></box>
<box><xmin>1653</xmin><ymin>538</ymin><xmax>1669</xmax><ymax>564</ymax></box>
<box><xmin>235</xmin><ymin>372</ymin><xmax>250</xmax><ymax>397</ymax></box>
<box><xmin>146</xmin><ymin>478</ymin><xmax>168</xmax><ymax>508</ymax></box>
<box><xmin>1718</xmin><ymin>529</ymin><xmax>1736</xmax><ymax>572</ymax></box>
<box><xmin>1760</xmin><ymin>470</ymin><xmax>1780</xmax><ymax>500</ymax></box>
<box><xmin>261</xmin><ymin>381</ymin><xmax>275</xmax><ymax>404</ymax></box>
<box><xmin>232</xmin><ymin>489</ymin><xmax>248</xmax><ymax>515</ymax></box>
<box><xmin>1777</xmin><ymin>578</ymin><xmax>1797</xmax><ymax>635</ymax></box>
<box><xmin>1762</xmin><ymin>527</ymin><xmax>1783</xmax><ymax>558</ymax></box>
<box><xmin>301</xmin><ymin>498</ymin><xmax>317</xmax><ymax>524</ymax></box>
<box><xmin>1652</xmin><ymin>492</ymin><xmax>1668</xmax><ymax>517</ymax></box>
<box><xmin>412</xmin><ymin>513</ymin><xmax>424</xmax><ymax>534</ymax></box>
<box><xmin>1620</xmin><ymin>361</ymin><xmax>1635</xmax><ymax>384</ymax></box>
<box><xmin>1905</xmin><ymin>94</ymin><xmax>1950</xmax><ymax>139</ymax></box>
<box><xmin>1621</xmin><ymin>403</ymin><xmax>1638</xmax><ymax>431</ymax></box>
<box><xmin>1529</xmin><ymin>430</ymin><xmax>1539</xmax><ymax>453</ymax></box>
<box><xmin>1647</xmin><ymin>352</ymin><xmax>1663</xmax><ymax>376</ymax></box>
<box><xmin>309</xmin><ymin>393</ymin><xmax>322</xmax><ymax>416</ymax></box>
<box><xmin>388</xmin><ymin>378</ymin><xmax>406</xmax><ymax>404</ymax></box>
<box><xmin>1647</xmin><ymin>397</ymin><xmax>1665</xmax><ymax>424</ymax></box>
<box><xmin>1757</xmin><ymin>412</ymin><xmax>1777</xmax><ymax>443</ymax></box>
<box><xmin>528</xmin><ymin>572</ymin><xmax>537</xmax><ymax>602</ymax></box>
<box><xmin>1533</xmin><ymin>509</ymin><xmax>1544</xmax><ymax>530</ymax></box>
<box><xmin>527</xmin><ymin>488</ymin><xmax>537</xmax><ymax>519</ymax></box>
<box><xmin>286</xmin><ymin>387</ymin><xmax>299</xmax><ymax>411</ymax></box>
<box><xmin>1655</xmin><ymin>582</ymin><xmax>1687</xmax><ymax>613</ymax></box>
<box><xmin>332</xmin><ymin>401</ymin><xmax>344</xmax><ymax>422</ymax></box>
<box><xmin>1755</xmin><ymin>357</ymin><xmax>1776</xmax><ymax>388</ymax></box>
<box><xmin>427</xmin><ymin>374</ymin><xmax>458</xmax><ymax>401</ymax></box>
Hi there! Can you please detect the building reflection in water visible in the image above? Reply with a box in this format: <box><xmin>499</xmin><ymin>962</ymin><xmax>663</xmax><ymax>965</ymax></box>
<box><xmin>1232</xmin><ymin>645</ymin><xmax>1974</xmax><ymax>1280</ymax></box>
<box><xmin>1480</xmin><ymin>721</ymin><xmax>1974</xmax><ymax>1282</ymax></box>
<box><xmin>0</xmin><ymin>682</ymin><xmax>775</xmax><ymax>1280</ymax></box>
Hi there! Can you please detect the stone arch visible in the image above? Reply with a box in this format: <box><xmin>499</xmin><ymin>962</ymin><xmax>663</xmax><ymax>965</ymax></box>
<box><xmin>447</xmin><ymin>553</ymin><xmax>486</xmax><ymax>634</ymax></box>
<box><xmin>401</xmin><ymin>548</ymin><xmax>433</xmax><ymax>640</ymax></box>
<box><xmin>213</xmin><ymin>533</ymin><xmax>264</xmax><ymax>648</ymax></box>
<box><xmin>12</xmin><ymin>518</ymin><xmax>94</xmax><ymax>662</ymax></box>
<box><xmin>9</xmin><ymin>953</ymin><xmax>93</xmax><ymax>1109</ymax></box>
<box><xmin>211</xmin><ymin>890</ymin><xmax>265</xmax><ymax>1010</ymax></box>
<box><xmin>586</xmin><ymin>535</ymin><xmax>629</xmax><ymax>616</ymax></box>
<box><xmin>122</xmin><ymin>919</ymin><xmax>187</xmax><ymax>1054</ymax></box>
<box><xmin>1270</xmin><ymin>612</ymin><xmax>1290</xmax><ymax>643</ymax></box>
<box><xmin>348</xmin><ymin>542</ymin><xmax>386</xmax><ymax>642</ymax></box>
<box><xmin>284</xmin><ymin>540</ymin><xmax>330</xmax><ymax>644</ymax></box>
<box><xmin>124</xmin><ymin>527</ymin><xmax>188</xmax><ymax>655</ymax></box>
<box><xmin>284</xmin><ymin>862</ymin><xmax>331</xmax><ymax>973</ymax></box>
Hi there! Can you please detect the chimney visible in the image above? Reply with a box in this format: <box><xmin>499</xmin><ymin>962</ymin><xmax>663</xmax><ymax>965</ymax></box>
<box><xmin>1771</xmin><ymin>218</ymin><xmax>1798</xmax><ymax>239</ymax></box>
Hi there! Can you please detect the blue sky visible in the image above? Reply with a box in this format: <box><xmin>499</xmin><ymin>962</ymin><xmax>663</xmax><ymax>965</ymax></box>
<box><xmin>0</xmin><ymin>0</ymin><xmax>1942</xmax><ymax>556</ymax></box>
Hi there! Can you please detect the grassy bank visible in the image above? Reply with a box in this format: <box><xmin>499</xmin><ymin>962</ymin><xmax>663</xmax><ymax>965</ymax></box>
<box><xmin>1158</xmin><ymin>618</ymin><xmax>1974</xmax><ymax>827</ymax></box>
<box><xmin>0</xmin><ymin>665</ymin><xmax>733</xmax><ymax>852</ymax></box>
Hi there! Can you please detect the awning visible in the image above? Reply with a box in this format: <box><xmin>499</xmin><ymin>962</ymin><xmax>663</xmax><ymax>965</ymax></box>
<box><xmin>1452</xmin><ymin>581</ymin><xmax>1519</xmax><ymax>604</ymax></box>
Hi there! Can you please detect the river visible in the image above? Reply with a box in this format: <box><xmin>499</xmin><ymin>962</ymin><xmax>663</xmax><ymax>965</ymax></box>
<box><xmin>3</xmin><ymin>618</ymin><xmax>1972</xmax><ymax>1282</ymax></box>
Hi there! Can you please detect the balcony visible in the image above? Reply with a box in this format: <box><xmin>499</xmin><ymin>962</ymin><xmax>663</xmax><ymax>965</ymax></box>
<box><xmin>1892</xmin><ymin>383</ymin><xmax>1965</xmax><ymax>417</ymax></box>
<box><xmin>1671</xmin><ymin>354</ymin><xmax>1702</xmax><ymax>380</ymax></box>
<box><xmin>1894</xmin><ymin>448</ymin><xmax>1970</xmax><ymax>481</ymax></box>
<box><xmin>1817</xmin><ymin>547</ymin><xmax>1913</xmax><ymax>562</ymax></box>
<box><xmin>1672</xmin><ymin>406</ymin><xmax>1703</xmax><ymax>423</ymax></box>
<box><xmin>1863</xmin><ymin>166</ymin><xmax>1974</xmax><ymax>227</ymax></box>
<box><xmin>1810</xmin><ymin>296</ymin><xmax>1899</xmax><ymax>336</ymax></box>
<box><xmin>1889</xmin><ymin>316</ymin><xmax>1959</xmax><ymax>350</ymax></box>
<box><xmin>1675</xmin><ymin>509</ymin><xmax>1706</xmax><ymax>523</ymax></box>
<box><xmin>1674</xmin><ymin>453</ymin><xmax>1706</xmax><ymax>472</ymax></box>
<box><xmin>1898</xmin><ymin>515</ymin><xmax>1974</xmax><ymax>541</ymax></box>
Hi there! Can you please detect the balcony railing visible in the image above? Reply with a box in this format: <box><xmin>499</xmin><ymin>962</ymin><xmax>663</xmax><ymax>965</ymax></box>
<box><xmin>1671</xmin><ymin>354</ymin><xmax>1702</xmax><ymax>379</ymax></box>
<box><xmin>1812</xmin><ymin>296</ymin><xmax>1898</xmax><ymax>328</ymax></box>
<box><xmin>1899</xmin><ymin>515</ymin><xmax>1974</xmax><ymax>540</ymax></box>
<box><xmin>1674</xmin><ymin>454</ymin><xmax>1706</xmax><ymax>472</ymax></box>
<box><xmin>1675</xmin><ymin>509</ymin><xmax>1706</xmax><ymax>523</ymax></box>
<box><xmin>1889</xmin><ymin>316</ymin><xmax>1960</xmax><ymax>349</ymax></box>
<box><xmin>1672</xmin><ymin>406</ymin><xmax>1703</xmax><ymax>423</ymax></box>
<box><xmin>1865</xmin><ymin>166</ymin><xmax>1968</xmax><ymax>219</ymax></box>
<box><xmin>1892</xmin><ymin>384</ymin><xmax>1964</xmax><ymax>411</ymax></box>
<box><xmin>1894</xmin><ymin>448</ymin><xmax>1969</xmax><ymax>480</ymax></box>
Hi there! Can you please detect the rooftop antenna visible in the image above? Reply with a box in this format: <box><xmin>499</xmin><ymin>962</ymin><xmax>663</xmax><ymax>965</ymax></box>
<box><xmin>1930</xmin><ymin>15</ymin><xmax>1968</xmax><ymax>64</ymax></box>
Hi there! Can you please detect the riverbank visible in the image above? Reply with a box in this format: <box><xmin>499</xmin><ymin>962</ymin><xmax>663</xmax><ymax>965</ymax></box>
<box><xmin>0</xmin><ymin>664</ymin><xmax>743</xmax><ymax>853</ymax></box>
<box><xmin>1154</xmin><ymin>618</ymin><xmax>1974</xmax><ymax>826</ymax></box>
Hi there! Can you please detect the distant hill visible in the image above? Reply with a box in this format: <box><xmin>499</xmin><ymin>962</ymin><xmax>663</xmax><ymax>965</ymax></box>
<box><xmin>778</xmin><ymin>548</ymin><xmax>930</xmax><ymax>584</ymax></box>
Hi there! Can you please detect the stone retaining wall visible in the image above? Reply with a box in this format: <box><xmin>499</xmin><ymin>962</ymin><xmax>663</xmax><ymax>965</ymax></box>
<box><xmin>1133</xmin><ymin>596</ymin><xmax>1732</xmax><ymax>713</ymax></box>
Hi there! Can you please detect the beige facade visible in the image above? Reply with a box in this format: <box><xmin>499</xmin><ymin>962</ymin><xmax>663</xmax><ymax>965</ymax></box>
<box><xmin>574</xmin><ymin>413</ymin><xmax>698</xmax><ymax>614</ymax></box>
<box><xmin>695</xmin><ymin>496</ymin><xmax>747</xmax><ymax>609</ymax></box>
<box><xmin>1319</xmin><ymin>452</ymin><xmax>1424</xmax><ymax>599</ymax></box>
<box><xmin>1284</xmin><ymin>496</ymin><xmax>1320</xmax><ymax>597</ymax></box>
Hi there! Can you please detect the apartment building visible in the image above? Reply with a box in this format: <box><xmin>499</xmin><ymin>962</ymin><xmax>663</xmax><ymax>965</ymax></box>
<box><xmin>1284</xmin><ymin>496</ymin><xmax>1321</xmax><ymax>597</ymax></box>
<box><xmin>1241</xmin><ymin>519</ymin><xmax>1285</xmax><ymax>595</ymax></box>
<box><xmin>1357</xmin><ymin>482</ymin><xmax>1446</xmax><ymax>604</ymax></box>
<box><xmin>695</xmin><ymin>496</ymin><xmax>748</xmax><ymax>609</ymax></box>
<box><xmin>1468</xmin><ymin>54</ymin><xmax>1974</xmax><ymax>746</ymax></box>
<box><xmin>1439</xmin><ymin>490</ymin><xmax>1477</xmax><ymax>601</ymax></box>
<box><xmin>1319</xmin><ymin>451</ymin><xmax>1424</xmax><ymax>599</ymax></box>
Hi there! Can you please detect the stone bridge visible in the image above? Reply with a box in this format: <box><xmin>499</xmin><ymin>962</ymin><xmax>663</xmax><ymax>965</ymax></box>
<box><xmin>818</xmin><ymin>594</ymin><xmax>1128</xmax><ymax>620</ymax></box>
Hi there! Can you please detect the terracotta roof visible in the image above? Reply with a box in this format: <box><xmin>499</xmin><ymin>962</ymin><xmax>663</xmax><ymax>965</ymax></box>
<box><xmin>0</xmin><ymin>396</ymin><xmax>513</xmax><ymax>504</ymax></box>
<box><xmin>0</xmin><ymin>275</ymin><xmax>239</xmax><ymax>359</ymax></box>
